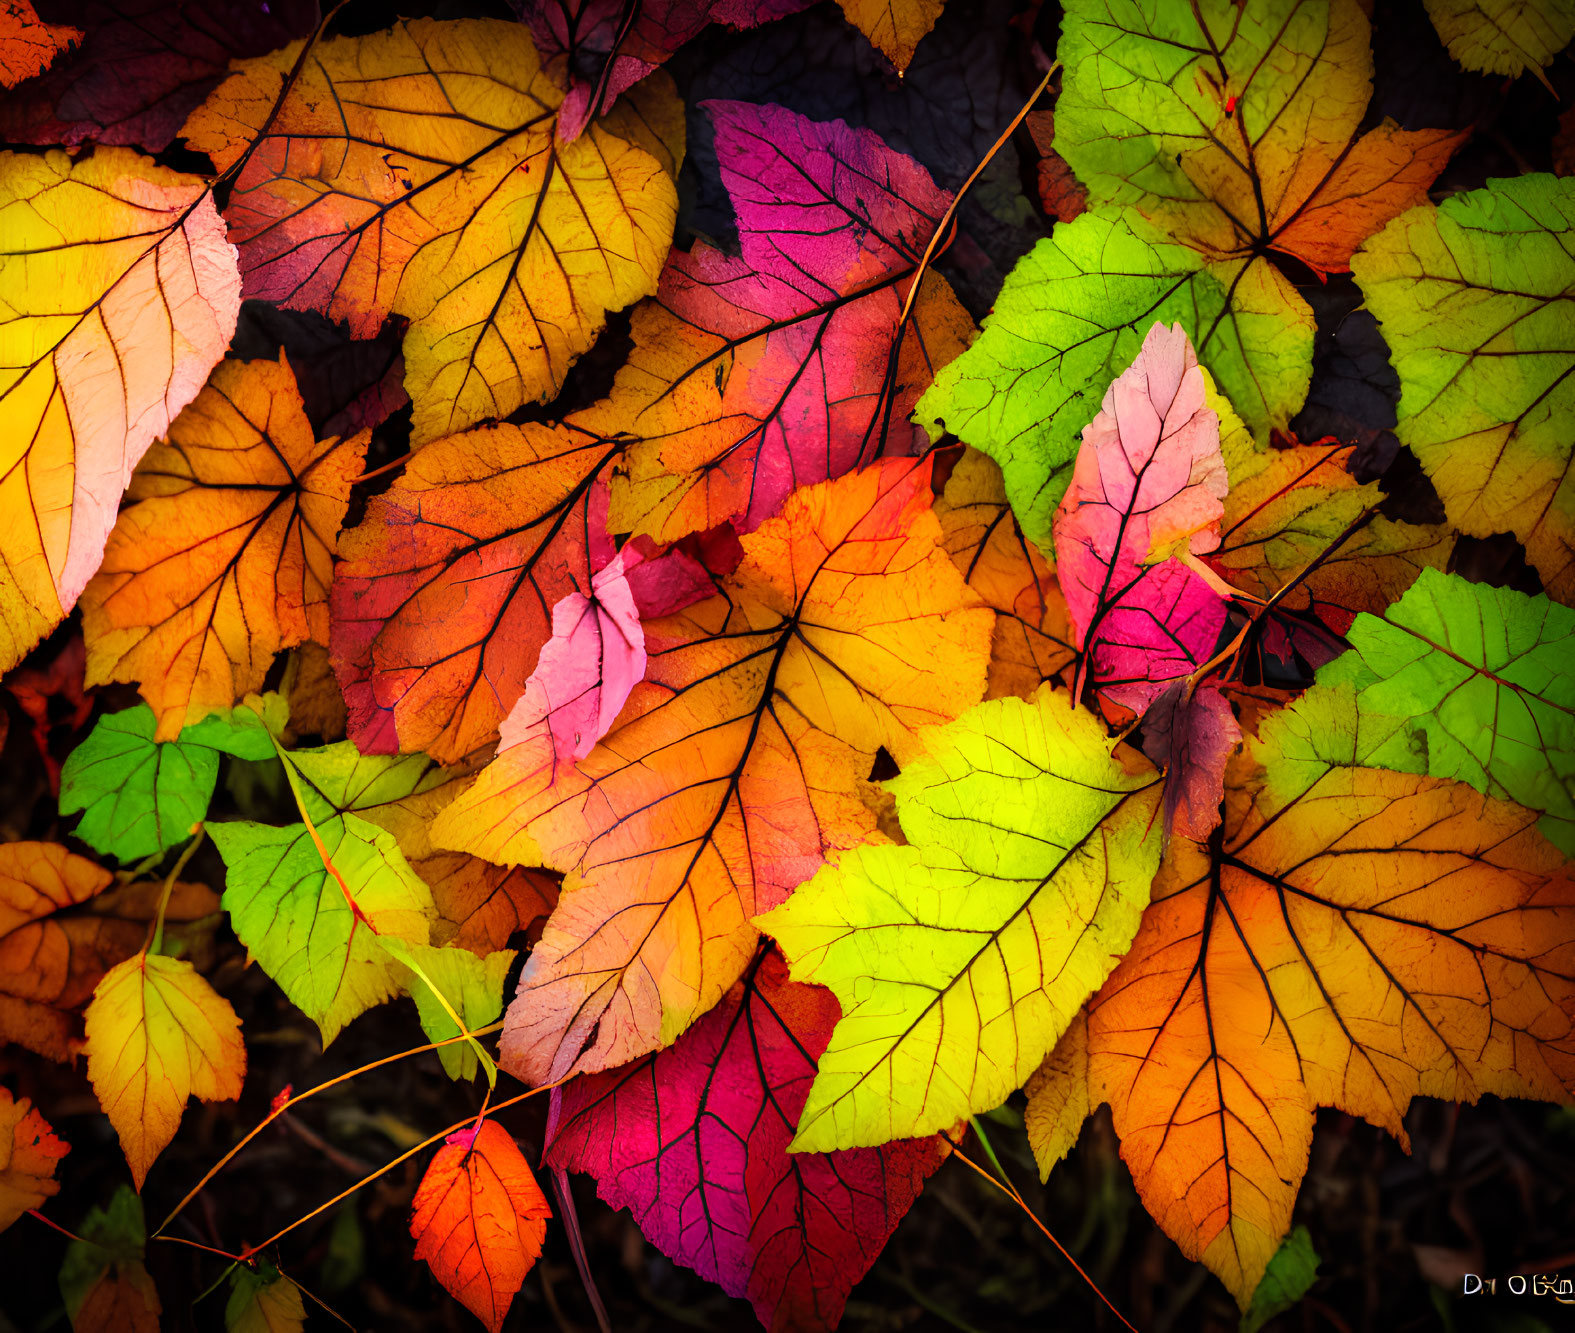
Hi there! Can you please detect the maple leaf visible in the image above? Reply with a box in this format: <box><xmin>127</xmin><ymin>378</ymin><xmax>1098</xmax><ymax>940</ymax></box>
<box><xmin>0</xmin><ymin>841</ymin><xmax>218</xmax><ymax>1062</ymax></box>
<box><xmin>760</xmin><ymin>685</ymin><xmax>1162</xmax><ymax>1150</ymax></box>
<box><xmin>80</xmin><ymin>354</ymin><xmax>368</xmax><ymax>740</ymax></box>
<box><xmin>225</xmin><ymin>1259</ymin><xmax>305</xmax><ymax>1333</ymax></box>
<box><xmin>1351</xmin><ymin>174</ymin><xmax>1575</xmax><ymax>598</ymax></box>
<box><xmin>572</xmin><ymin>100</ymin><xmax>973</xmax><ymax>543</ymax></box>
<box><xmin>209</xmin><ymin>809</ymin><xmax>436</xmax><ymax>1046</ymax></box>
<box><xmin>1026</xmin><ymin>713</ymin><xmax>1575</xmax><ymax>1305</ymax></box>
<box><xmin>409</xmin><ymin>1119</ymin><xmax>551</xmax><ymax>1333</ymax></box>
<box><xmin>330</xmin><ymin>421</ymin><xmax>619</xmax><ymax>762</ymax></box>
<box><xmin>58</xmin><ymin>1185</ymin><xmax>160</xmax><ymax>1333</ymax></box>
<box><xmin>1423</xmin><ymin>0</ymin><xmax>1575</xmax><ymax>83</ymax></box>
<box><xmin>83</xmin><ymin>951</ymin><xmax>245</xmax><ymax>1188</ymax></box>
<box><xmin>60</xmin><ymin>702</ymin><xmax>276</xmax><ymax>863</ymax></box>
<box><xmin>434</xmin><ymin>458</ymin><xmax>993</xmax><ymax>1083</ymax></box>
<box><xmin>0</xmin><ymin>147</ymin><xmax>241</xmax><ymax>672</ymax></box>
<box><xmin>0</xmin><ymin>1086</ymin><xmax>68</xmax><ymax>1233</ymax></box>
<box><xmin>0</xmin><ymin>0</ymin><xmax>77</xmax><ymax>87</ymax></box>
<box><xmin>547</xmin><ymin>947</ymin><xmax>947</xmax><ymax>1331</ymax></box>
<box><xmin>518</xmin><ymin>0</ymin><xmax>811</xmax><ymax>139</ymax></box>
<box><xmin>181</xmin><ymin>17</ymin><xmax>680</xmax><ymax>445</ymax></box>
<box><xmin>918</xmin><ymin>0</ymin><xmax>1466</xmax><ymax>513</ymax></box>
<box><xmin>1303</xmin><ymin>569</ymin><xmax>1575</xmax><ymax>855</ymax></box>
<box><xmin>0</xmin><ymin>0</ymin><xmax>316</xmax><ymax>149</ymax></box>
<box><xmin>933</xmin><ymin>448</ymin><xmax>1075</xmax><ymax>700</ymax></box>
<box><xmin>834</xmin><ymin>0</ymin><xmax>946</xmax><ymax>71</ymax></box>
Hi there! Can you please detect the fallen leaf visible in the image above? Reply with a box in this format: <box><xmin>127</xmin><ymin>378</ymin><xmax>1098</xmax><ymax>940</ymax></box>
<box><xmin>0</xmin><ymin>0</ymin><xmax>78</xmax><ymax>87</ymax></box>
<box><xmin>760</xmin><ymin>685</ymin><xmax>1162</xmax><ymax>1149</ymax></box>
<box><xmin>1025</xmin><ymin>712</ymin><xmax>1575</xmax><ymax>1305</ymax></box>
<box><xmin>0</xmin><ymin>147</ymin><xmax>241</xmax><ymax>672</ymax></box>
<box><xmin>434</xmin><ymin>457</ymin><xmax>993</xmax><ymax>1083</ymax></box>
<box><xmin>0</xmin><ymin>1086</ymin><xmax>68</xmax><ymax>1233</ymax></box>
<box><xmin>80</xmin><ymin>354</ymin><xmax>368</xmax><ymax>740</ymax></box>
<box><xmin>1351</xmin><ymin>174</ymin><xmax>1575</xmax><ymax>598</ymax></box>
<box><xmin>58</xmin><ymin>1185</ymin><xmax>160</xmax><ymax>1333</ymax></box>
<box><xmin>547</xmin><ymin>948</ymin><xmax>947</xmax><ymax>1330</ymax></box>
<box><xmin>573</xmin><ymin>100</ymin><xmax>972</xmax><ymax>543</ymax></box>
<box><xmin>409</xmin><ymin>1119</ymin><xmax>551</xmax><ymax>1333</ymax></box>
<box><xmin>83</xmin><ymin>952</ymin><xmax>245</xmax><ymax>1188</ymax></box>
<box><xmin>330</xmin><ymin>421</ymin><xmax>619</xmax><ymax>762</ymax></box>
<box><xmin>181</xmin><ymin>17</ymin><xmax>680</xmax><ymax>444</ymax></box>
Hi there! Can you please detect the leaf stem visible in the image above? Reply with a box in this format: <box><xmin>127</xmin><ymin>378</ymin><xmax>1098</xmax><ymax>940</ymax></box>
<box><xmin>149</xmin><ymin>826</ymin><xmax>205</xmax><ymax>957</ymax></box>
<box><xmin>153</xmin><ymin>1021</ymin><xmax>503</xmax><ymax>1238</ymax></box>
<box><xmin>25</xmin><ymin>1208</ymin><xmax>85</xmax><ymax>1245</ymax></box>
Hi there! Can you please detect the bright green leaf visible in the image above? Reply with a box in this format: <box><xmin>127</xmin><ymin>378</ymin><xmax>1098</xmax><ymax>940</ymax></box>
<box><xmin>1351</xmin><ymin>174</ymin><xmax>1575</xmax><ymax>598</ymax></box>
<box><xmin>386</xmin><ymin>939</ymin><xmax>514</xmax><ymax>1082</ymax></box>
<box><xmin>757</xmin><ymin>685</ymin><xmax>1162</xmax><ymax>1152</ymax></box>
<box><xmin>1241</xmin><ymin>1226</ymin><xmax>1320</xmax><ymax>1333</ymax></box>
<box><xmin>208</xmin><ymin>813</ymin><xmax>435</xmax><ymax>1045</ymax></box>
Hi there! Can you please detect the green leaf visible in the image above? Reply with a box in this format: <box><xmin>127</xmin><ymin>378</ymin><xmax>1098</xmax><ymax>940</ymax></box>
<box><xmin>209</xmin><ymin>813</ymin><xmax>436</xmax><ymax>1045</ymax></box>
<box><xmin>60</xmin><ymin>700</ymin><xmax>280</xmax><ymax>861</ymax></box>
<box><xmin>385</xmin><ymin>939</ymin><xmax>514</xmax><ymax>1082</ymax></box>
<box><xmin>58</xmin><ymin>1185</ymin><xmax>153</xmax><ymax>1323</ymax></box>
<box><xmin>757</xmin><ymin>685</ymin><xmax>1162</xmax><ymax>1152</ymax></box>
<box><xmin>1269</xmin><ymin>569</ymin><xmax>1575</xmax><ymax>853</ymax></box>
<box><xmin>915</xmin><ymin>208</ymin><xmax>1271</xmax><ymax>546</ymax></box>
<box><xmin>1241</xmin><ymin>1226</ymin><xmax>1320</xmax><ymax>1333</ymax></box>
<box><xmin>1351</xmin><ymin>174</ymin><xmax>1575</xmax><ymax>598</ymax></box>
<box><xmin>225</xmin><ymin>1258</ymin><xmax>305</xmax><ymax>1333</ymax></box>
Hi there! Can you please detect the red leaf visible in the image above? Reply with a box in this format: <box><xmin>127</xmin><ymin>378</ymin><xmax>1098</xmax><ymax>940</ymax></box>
<box><xmin>546</xmin><ymin>950</ymin><xmax>946</xmax><ymax>1331</ymax></box>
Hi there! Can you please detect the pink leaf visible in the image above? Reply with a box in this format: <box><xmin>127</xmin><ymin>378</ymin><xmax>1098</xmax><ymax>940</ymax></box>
<box><xmin>545</xmin><ymin>949</ymin><xmax>946</xmax><ymax>1332</ymax></box>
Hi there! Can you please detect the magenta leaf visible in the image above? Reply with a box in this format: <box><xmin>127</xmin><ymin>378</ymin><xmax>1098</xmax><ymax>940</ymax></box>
<box><xmin>545</xmin><ymin>948</ymin><xmax>947</xmax><ymax>1332</ymax></box>
<box><xmin>577</xmin><ymin>99</ymin><xmax>971</xmax><ymax>543</ymax></box>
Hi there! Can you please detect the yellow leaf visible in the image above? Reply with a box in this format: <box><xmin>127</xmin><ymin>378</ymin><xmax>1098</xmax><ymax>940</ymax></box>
<box><xmin>834</xmin><ymin>0</ymin><xmax>945</xmax><ymax>70</ymax></box>
<box><xmin>83</xmin><ymin>953</ymin><xmax>245</xmax><ymax>1188</ymax></box>
<box><xmin>81</xmin><ymin>353</ymin><xmax>368</xmax><ymax>739</ymax></box>
<box><xmin>0</xmin><ymin>148</ymin><xmax>241</xmax><ymax>672</ymax></box>
<box><xmin>181</xmin><ymin>18</ymin><xmax>678</xmax><ymax>445</ymax></box>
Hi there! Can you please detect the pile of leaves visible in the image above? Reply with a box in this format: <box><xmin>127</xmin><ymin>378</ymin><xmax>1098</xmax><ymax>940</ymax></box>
<box><xmin>3</xmin><ymin>0</ymin><xmax>1575</xmax><ymax>1329</ymax></box>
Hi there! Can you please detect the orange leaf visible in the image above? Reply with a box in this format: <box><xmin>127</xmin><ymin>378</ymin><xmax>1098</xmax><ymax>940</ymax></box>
<box><xmin>0</xmin><ymin>842</ymin><xmax>218</xmax><ymax>1062</ymax></box>
<box><xmin>1027</xmin><ymin>718</ymin><xmax>1575</xmax><ymax>1304</ymax></box>
<box><xmin>83</xmin><ymin>953</ymin><xmax>245</xmax><ymax>1188</ymax></box>
<box><xmin>409</xmin><ymin>1119</ymin><xmax>551</xmax><ymax>1333</ymax></box>
<box><xmin>0</xmin><ymin>0</ymin><xmax>78</xmax><ymax>87</ymax></box>
<box><xmin>0</xmin><ymin>148</ymin><xmax>241</xmax><ymax>673</ymax></box>
<box><xmin>0</xmin><ymin>1085</ymin><xmax>68</xmax><ymax>1233</ymax></box>
<box><xmin>81</xmin><ymin>353</ymin><xmax>368</xmax><ymax>740</ymax></box>
<box><xmin>435</xmin><ymin>457</ymin><xmax>993</xmax><ymax>1083</ymax></box>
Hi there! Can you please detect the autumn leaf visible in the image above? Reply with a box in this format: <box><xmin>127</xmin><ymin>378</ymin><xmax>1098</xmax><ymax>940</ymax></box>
<box><xmin>0</xmin><ymin>1085</ymin><xmax>67</xmax><ymax>1233</ymax></box>
<box><xmin>284</xmin><ymin>740</ymin><xmax>557</xmax><ymax>957</ymax></box>
<box><xmin>409</xmin><ymin>1118</ymin><xmax>551</xmax><ymax>1333</ymax></box>
<box><xmin>209</xmin><ymin>810</ymin><xmax>436</xmax><ymax>1046</ymax></box>
<box><xmin>1351</xmin><ymin>174</ymin><xmax>1575</xmax><ymax>598</ymax></box>
<box><xmin>0</xmin><ymin>0</ymin><xmax>78</xmax><ymax>87</ymax></box>
<box><xmin>919</xmin><ymin>0</ymin><xmax>1465</xmax><ymax>510</ymax></box>
<box><xmin>1024</xmin><ymin>111</ymin><xmax>1086</xmax><ymax>223</ymax></box>
<box><xmin>834</xmin><ymin>0</ymin><xmax>946</xmax><ymax>71</ymax></box>
<box><xmin>60</xmin><ymin>703</ymin><xmax>275</xmax><ymax>861</ymax></box>
<box><xmin>434</xmin><ymin>457</ymin><xmax>993</xmax><ymax>1084</ymax></box>
<box><xmin>330</xmin><ymin>421</ymin><xmax>619</xmax><ymax>762</ymax></box>
<box><xmin>0</xmin><ymin>0</ymin><xmax>316</xmax><ymax>149</ymax></box>
<box><xmin>225</xmin><ymin>1259</ymin><xmax>305</xmax><ymax>1333</ymax></box>
<box><xmin>760</xmin><ymin>685</ymin><xmax>1161</xmax><ymax>1150</ymax></box>
<box><xmin>0</xmin><ymin>147</ymin><xmax>241</xmax><ymax>672</ymax></box>
<box><xmin>83</xmin><ymin>951</ymin><xmax>245</xmax><ymax>1188</ymax></box>
<box><xmin>933</xmin><ymin>447</ymin><xmax>1074</xmax><ymax>700</ymax></box>
<box><xmin>547</xmin><ymin>947</ymin><xmax>947</xmax><ymax>1331</ymax></box>
<box><xmin>386</xmin><ymin>941</ymin><xmax>515</xmax><ymax>1082</ymax></box>
<box><xmin>1423</xmin><ymin>0</ymin><xmax>1574</xmax><ymax>83</ymax></box>
<box><xmin>519</xmin><ymin>0</ymin><xmax>811</xmax><ymax>139</ymax></box>
<box><xmin>80</xmin><ymin>353</ymin><xmax>368</xmax><ymax>740</ymax></box>
<box><xmin>0</xmin><ymin>841</ymin><xmax>218</xmax><ymax>1062</ymax></box>
<box><xmin>181</xmin><ymin>17</ymin><xmax>680</xmax><ymax>445</ymax></box>
<box><xmin>572</xmin><ymin>99</ymin><xmax>973</xmax><ymax>543</ymax></box>
<box><xmin>1306</xmin><ymin>568</ymin><xmax>1575</xmax><ymax>855</ymax></box>
<box><xmin>1025</xmin><ymin>711</ymin><xmax>1575</xmax><ymax>1304</ymax></box>
<box><xmin>58</xmin><ymin>1185</ymin><xmax>159</xmax><ymax>1333</ymax></box>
